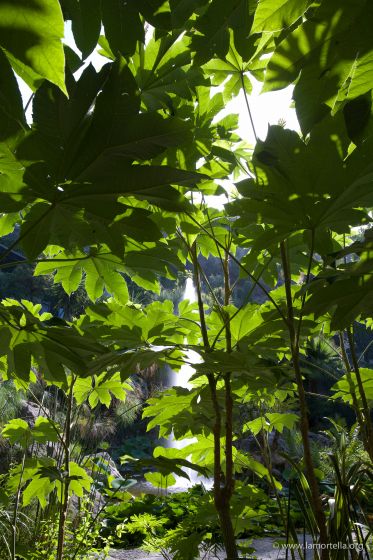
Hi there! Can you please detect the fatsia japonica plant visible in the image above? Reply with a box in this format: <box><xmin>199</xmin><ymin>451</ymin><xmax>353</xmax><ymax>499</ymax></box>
<box><xmin>0</xmin><ymin>0</ymin><xmax>372</xmax><ymax>559</ymax></box>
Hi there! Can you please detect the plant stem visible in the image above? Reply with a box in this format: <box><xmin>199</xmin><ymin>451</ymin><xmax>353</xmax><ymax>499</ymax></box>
<box><xmin>12</xmin><ymin>449</ymin><xmax>26</xmax><ymax>560</ymax></box>
<box><xmin>280</xmin><ymin>241</ymin><xmax>328</xmax><ymax>559</ymax></box>
<box><xmin>56</xmin><ymin>376</ymin><xmax>75</xmax><ymax>560</ymax></box>
<box><xmin>346</xmin><ymin>327</ymin><xmax>373</xmax><ymax>462</ymax></box>
<box><xmin>216</xmin><ymin>251</ymin><xmax>238</xmax><ymax>560</ymax></box>
<box><xmin>339</xmin><ymin>333</ymin><xmax>365</xmax><ymax>429</ymax></box>
<box><xmin>190</xmin><ymin>241</ymin><xmax>238</xmax><ymax>559</ymax></box>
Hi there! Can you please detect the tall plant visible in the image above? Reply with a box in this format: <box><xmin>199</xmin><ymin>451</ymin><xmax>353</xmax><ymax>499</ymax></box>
<box><xmin>0</xmin><ymin>1</ymin><xmax>372</xmax><ymax>558</ymax></box>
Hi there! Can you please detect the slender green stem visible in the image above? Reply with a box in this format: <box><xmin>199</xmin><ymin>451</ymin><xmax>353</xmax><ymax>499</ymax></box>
<box><xmin>56</xmin><ymin>376</ymin><xmax>75</xmax><ymax>560</ymax></box>
<box><xmin>339</xmin><ymin>332</ymin><xmax>364</xmax><ymax>428</ymax></box>
<box><xmin>347</xmin><ymin>327</ymin><xmax>373</xmax><ymax>461</ymax></box>
<box><xmin>12</xmin><ymin>449</ymin><xmax>26</xmax><ymax>560</ymax></box>
<box><xmin>240</xmin><ymin>71</ymin><xmax>258</xmax><ymax>143</ymax></box>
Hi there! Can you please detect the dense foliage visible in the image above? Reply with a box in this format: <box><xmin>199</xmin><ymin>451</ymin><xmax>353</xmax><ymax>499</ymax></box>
<box><xmin>0</xmin><ymin>1</ymin><xmax>373</xmax><ymax>559</ymax></box>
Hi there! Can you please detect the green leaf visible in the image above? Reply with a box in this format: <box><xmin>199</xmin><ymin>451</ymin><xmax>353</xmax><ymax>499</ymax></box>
<box><xmin>123</xmin><ymin>244</ymin><xmax>184</xmax><ymax>293</ymax></box>
<box><xmin>0</xmin><ymin>49</ymin><xmax>26</xmax><ymax>141</ymax></box>
<box><xmin>169</xmin><ymin>0</ymin><xmax>208</xmax><ymax>28</ymax></box>
<box><xmin>2</xmin><ymin>418</ymin><xmax>31</xmax><ymax>446</ymax></box>
<box><xmin>84</xmin><ymin>254</ymin><xmax>129</xmax><ymax>302</ymax></box>
<box><xmin>144</xmin><ymin>471</ymin><xmax>176</xmax><ymax>488</ymax></box>
<box><xmin>23</xmin><ymin>476</ymin><xmax>55</xmax><ymax>508</ymax></box>
<box><xmin>98</xmin><ymin>113</ymin><xmax>193</xmax><ymax>161</ymax></box>
<box><xmin>192</xmin><ymin>0</ymin><xmax>253</xmax><ymax>64</ymax></box>
<box><xmin>102</xmin><ymin>0</ymin><xmax>145</xmax><ymax>56</ymax></box>
<box><xmin>243</xmin><ymin>417</ymin><xmax>265</xmax><ymax>436</ymax></box>
<box><xmin>263</xmin><ymin>1</ymin><xmax>373</xmax><ymax>130</ymax></box>
<box><xmin>0</xmin><ymin>0</ymin><xmax>66</xmax><ymax>94</ymax></box>
<box><xmin>304</xmin><ymin>275</ymin><xmax>373</xmax><ymax>330</ymax></box>
<box><xmin>137</xmin><ymin>0</ymin><xmax>172</xmax><ymax>30</ymax></box>
<box><xmin>143</xmin><ymin>387</ymin><xmax>195</xmax><ymax>438</ymax></box>
<box><xmin>235</xmin><ymin>452</ymin><xmax>281</xmax><ymax>488</ymax></box>
<box><xmin>102</xmin><ymin>0</ymin><xmax>144</xmax><ymax>56</ymax></box>
<box><xmin>265</xmin><ymin>412</ymin><xmax>298</xmax><ymax>433</ymax></box>
<box><xmin>133</xmin><ymin>453</ymin><xmax>208</xmax><ymax>482</ymax></box>
<box><xmin>0</xmin><ymin>488</ymin><xmax>10</xmax><ymax>507</ymax></box>
<box><xmin>252</xmin><ymin>0</ymin><xmax>312</xmax><ymax>33</ymax></box>
<box><xmin>20</xmin><ymin>203</ymin><xmax>53</xmax><ymax>261</ymax></box>
<box><xmin>64</xmin><ymin>45</ymin><xmax>83</xmax><ymax>73</ymax></box>
<box><xmin>74</xmin><ymin>372</ymin><xmax>131</xmax><ymax>408</ymax></box>
<box><xmin>68</xmin><ymin>461</ymin><xmax>92</xmax><ymax>497</ymax></box>
<box><xmin>332</xmin><ymin>368</ymin><xmax>373</xmax><ymax>404</ymax></box>
<box><xmin>69</xmin><ymin>166</ymin><xmax>201</xmax><ymax>211</ymax></box>
<box><xmin>65</xmin><ymin>0</ymin><xmax>101</xmax><ymax>58</ymax></box>
<box><xmin>13</xmin><ymin>344</ymin><xmax>32</xmax><ymax>381</ymax></box>
<box><xmin>35</xmin><ymin>250</ymin><xmax>129</xmax><ymax>302</ymax></box>
<box><xmin>228</xmin><ymin>121</ymin><xmax>372</xmax><ymax>245</ymax></box>
<box><xmin>32</xmin><ymin>417</ymin><xmax>59</xmax><ymax>443</ymax></box>
<box><xmin>109</xmin><ymin>477</ymin><xmax>137</xmax><ymax>492</ymax></box>
<box><xmin>68</xmin><ymin>57</ymin><xmax>140</xmax><ymax>179</ymax></box>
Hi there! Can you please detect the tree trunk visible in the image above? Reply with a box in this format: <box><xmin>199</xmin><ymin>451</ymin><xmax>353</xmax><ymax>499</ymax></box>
<box><xmin>217</xmin><ymin>500</ymin><xmax>238</xmax><ymax>560</ymax></box>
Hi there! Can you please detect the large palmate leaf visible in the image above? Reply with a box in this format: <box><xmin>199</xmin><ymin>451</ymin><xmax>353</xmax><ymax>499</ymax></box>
<box><xmin>303</xmin><ymin>230</ymin><xmax>373</xmax><ymax>329</ymax></box>
<box><xmin>35</xmin><ymin>250</ymin><xmax>129</xmax><ymax>302</ymax></box>
<box><xmin>74</xmin><ymin>372</ymin><xmax>131</xmax><ymax>408</ymax></box>
<box><xmin>2</xmin><ymin>417</ymin><xmax>59</xmax><ymax>448</ymax></box>
<box><xmin>228</xmin><ymin>119</ymin><xmax>372</xmax><ymax>246</ymax></box>
<box><xmin>126</xmin><ymin>32</ymin><xmax>207</xmax><ymax>113</ymax></box>
<box><xmin>62</xmin><ymin>57</ymin><xmax>140</xmax><ymax>180</ymax></box>
<box><xmin>262</xmin><ymin>0</ymin><xmax>373</xmax><ymax>132</ymax></box>
<box><xmin>67</xmin><ymin>0</ymin><xmax>181</xmax><ymax>61</ymax></box>
<box><xmin>169</xmin><ymin>0</ymin><xmax>209</xmax><ymax>29</ymax></box>
<box><xmin>252</xmin><ymin>0</ymin><xmax>312</xmax><ymax>33</ymax></box>
<box><xmin>332</xmin><ymin>368</ymin><xmax>373</xmax><ymax>405</ymax></box>
<box><xmin>6</xmin><ymin>57</ymin><xmax>203</xmax><ymax>261</ymax></box>
<box><xmin>123</xmin><ymin>244</ymin><xmax>185</xmax><ymax>293</ymax></box>
<box><xmin>243</xmin><ymin>412</ymin><xmax>298</xmax><ymax>434</ymax></box>
<box><xmin>191</xmin><ymin>0</ymin><xmax>254</xmax><ymax>63</ymax></box>
<box><xmin>2</xmin><ymin>418</ymin><xmax>32</xmax><ymax>447</ymax></box>
<box><xmin>304</xmin><ymin>274</ymin><xmax>373</xmax><ymax>331</ymax></box>
<box><xmin>63</xmin><ymin>0</ymin><xmax>101</xmax><ymax>58</ymax></box>
<box><xmin>0</xmin><ymin>50</ymin><xmax>26</xmax><ymax>142</ymax></box>
<box><xmin>21</xmin><ymin>460</ymin><xmax>92</xmax><ymax>507</ymax></box>
<box><xmin>143</xmin><ymin>386</ymin><xmax>210</xmax><ymax>439</ymax></box>
<box><xmin>68</xmin><ymin>166</ymin><xmax>200</xmax><ymax>210</ymax></box>
<box><xmin>0</xmin><ymin>299</ymin><xmax>107</xmax><ymax>383</ymax></box>
<box><xmin>0</xmin><ymin>0</ymin><xmax>66</xmax><ymax>93</ymax></box>
<box><xmin>82</xmin><ymin>297</ymin><xmax>194</xmax><ymax>348</ymax></box>
<box><xmin>203</xmin><ymin>40</ymin><xmax>254</xmax><ymax>103</ymax></box>
<box><xmin>97</xmin><ymin>113</ymin><xmax>193</xmax><ymax>161</ymax></box>
<box><xmin>102</xmin><ymin>0</ymin><xmax>144</xmax><ymax>57</ymax></box>
<box><xmin>19</xmin><ymin>199</ymin><xmax>162</xmax><ymax>260</ymax></box>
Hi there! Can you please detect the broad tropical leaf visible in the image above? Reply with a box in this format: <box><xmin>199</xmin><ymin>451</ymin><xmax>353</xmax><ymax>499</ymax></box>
<box><xmin>0</xmin><ymin>0</ymin><xmax>66</xmax><ymax>93</ymax></box>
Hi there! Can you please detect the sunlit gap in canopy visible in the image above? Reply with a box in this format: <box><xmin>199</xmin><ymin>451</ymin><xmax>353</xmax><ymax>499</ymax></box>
<box><xmin>190</xmin><ymin>73</ymin><xmax>299</xmax><ymax>210</ymax></box>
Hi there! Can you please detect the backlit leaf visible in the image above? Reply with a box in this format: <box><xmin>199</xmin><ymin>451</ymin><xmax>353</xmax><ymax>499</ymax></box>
<box><xmin>0</xmin><ymin>0</ymin><xmax>66</xmax><ymax>93</ymax></box>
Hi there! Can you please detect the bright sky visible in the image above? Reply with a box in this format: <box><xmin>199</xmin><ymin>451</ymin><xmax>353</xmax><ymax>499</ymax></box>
<box><xmin>233</xmin><ymin>80</ymin><xmax>299</xmax><ymax>144</ymax></box>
